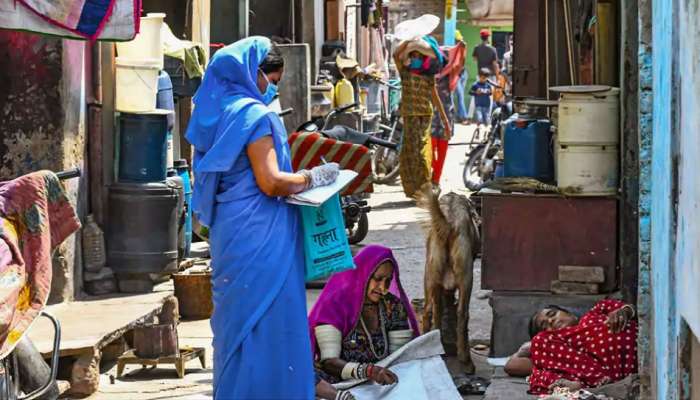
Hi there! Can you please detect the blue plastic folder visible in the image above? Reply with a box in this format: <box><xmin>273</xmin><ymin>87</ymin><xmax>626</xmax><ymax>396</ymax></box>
<box><xmin>299</xmin><ymin>194</ymin><xmax>355</xmax><ymax>281</ymax></box>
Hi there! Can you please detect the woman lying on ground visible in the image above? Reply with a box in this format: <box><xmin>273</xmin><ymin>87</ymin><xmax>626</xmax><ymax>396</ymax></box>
<box><xmin>504</xmin><ymin>299</ymin><xmax>638</xmax><ymax>395</ymax></box>
<box><xmin>308</xmin><ymin>245</ymin><xmax>421</xmax><ymax>386</ymax></box>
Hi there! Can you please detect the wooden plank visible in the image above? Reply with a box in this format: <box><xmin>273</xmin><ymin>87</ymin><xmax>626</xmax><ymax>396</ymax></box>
<box><xmin>326</xmin><ymin>0</ymin><xmax>340</xmax><ymax>40</ymax></box>
<box><xmin>178</xmin><ymin>98</ymin><xmax>193</xmax><ymax>165</ymax></box>
<box><xmin>28</xmin><ymin>289</ymin><xmax>172</xmax><ymax>357</ymax></box>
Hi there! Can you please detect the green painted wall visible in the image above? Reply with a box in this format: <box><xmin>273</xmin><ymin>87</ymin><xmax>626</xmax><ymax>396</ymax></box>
<box><xmin>456</xmin><ymin>7</ymin><xmax>512</xmax><ymax>83</ymax></box>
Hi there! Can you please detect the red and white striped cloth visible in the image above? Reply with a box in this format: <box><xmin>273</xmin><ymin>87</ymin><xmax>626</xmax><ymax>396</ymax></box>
<box><xmin>288</xmin><ymin>132</ymin><xmax>373</xmax><ymax>195</ymax></box>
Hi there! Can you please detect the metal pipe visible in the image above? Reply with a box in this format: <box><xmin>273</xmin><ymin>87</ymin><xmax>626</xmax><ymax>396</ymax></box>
<box><xmin>563</xmin><ymin>0</ymin><xmax>575</xmax><ymax>84</ymax></box>
<box><xmin>291</xmin><ymin>0</ymin><xmax>296</xmax><ymax>42</ymax></box>
<box><xmin>545</xmin><ymin>0</ymin><xmax>550</xmax><ymax>97</ymax></box>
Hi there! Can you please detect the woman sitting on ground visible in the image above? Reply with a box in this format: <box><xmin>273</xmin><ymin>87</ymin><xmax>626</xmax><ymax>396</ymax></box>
<box><xmin>504</xmin><ymin>299</ymin><xmax>638</xmax><ymax>395</ymax></box>
<box><xmin>309</xmin><ymin>245</ymin><xmax>421</xmax><ymax>386</ymax></box>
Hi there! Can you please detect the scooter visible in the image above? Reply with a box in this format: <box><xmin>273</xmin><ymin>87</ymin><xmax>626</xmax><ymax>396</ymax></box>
<box><xmin>463</xmin><ymin>100</ymin><xmax>513</xmax><ymax>190</ymax></box>
<box><xmin>293</xmin><ymin>103</ymin><xmax>399</xmax><ymax>244</ymax></box>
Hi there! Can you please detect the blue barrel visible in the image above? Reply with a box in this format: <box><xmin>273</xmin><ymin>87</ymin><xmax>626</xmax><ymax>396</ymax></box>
<box><xmin>504</xmin><ymin>119</ymin><xmax>554</xmax><ymax>182</ymax></box>
<box><xmin>118</xmin><ymin>112</ymin><xmax>168</xmax><ymax>182</ymax></box>
<box><xmin>494</xmin><ymin>160</ymin><xmax>505</xmax><ymax>178</ymax></box>
<box><xmin>167</xmin><ymin>170</ymin><xmax>186</xmax><ymax>260</ymax></box>
<box><xmin>174</xmin><ymin>159</ymin><xmax>192</xmax><ymax>257</ymax></box>
<box><xmin>157</xmin><ymin>70</ymin><xmax>175</xmax><ymax>131</ymax></box>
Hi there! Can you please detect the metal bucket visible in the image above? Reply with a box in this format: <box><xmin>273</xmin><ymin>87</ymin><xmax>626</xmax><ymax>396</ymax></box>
<box><xmin>133</xmin><ymin>323</ymin><xmax>178</xmax><ymax>359</ymax></box>
<box><xmin>172</xmin><ymin>272</ymin><xmax>213</xmax><ymax>320</ymax></box>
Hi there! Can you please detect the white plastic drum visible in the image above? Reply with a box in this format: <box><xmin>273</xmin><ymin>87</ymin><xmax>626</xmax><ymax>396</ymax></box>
<box><xmin>115</xmin><ymin>58</ymin><xmax>161</xmax><ymax>112</ymax></box>
<box><xmin>556</xmin><ymin>87</ymin><xmax>620</xmax><ymax>145</ymax></box>
<box><xmin>116</xmin><ymin>13</ymin><xmax>166</xmax><ymax>68</ymax></box>
<box><xmin>556</xmin><ymin>144</ymin><xmax>619</xmax><ymax>195</ymax></box>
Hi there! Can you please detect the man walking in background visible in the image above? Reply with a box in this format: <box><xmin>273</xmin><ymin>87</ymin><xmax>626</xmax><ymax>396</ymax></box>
<box><xmin>472</xmin><ymin>28</ymin><xmax>499</xmax><ymax>76</ymax></box>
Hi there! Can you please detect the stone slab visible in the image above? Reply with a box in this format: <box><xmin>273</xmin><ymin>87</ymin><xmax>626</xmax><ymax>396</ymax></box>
<box><xmin>489</xmin><ymin>291</ymin><xmax>610</xmax><ymax>357</ymax></box>
<box><xmin>483</xmin><ymin>368</ymin><xmax>536</xmax><ymax>400</ymax></box>
<box><xmin>558</xmin><ymin>265</ymin><xmax>606</xmax><ymax>283</ymax></box>
<box><xmin>28</xmin><ymin>283</ymin><xmax>173</xmax><ymax>357</ymax></box>
<box><xmin>551</xmin><ymin>280</ymin><xmax>600</xmax><ymax>295</ymax></box>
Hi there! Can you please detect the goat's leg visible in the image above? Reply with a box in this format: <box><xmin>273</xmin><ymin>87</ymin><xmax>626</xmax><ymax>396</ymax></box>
<box><xmin>432</xmin><ymin>284</ymin><xmax>444</xmax><ymax>334</ymax></box>
<box><xmin>457</xmin><ymin>258</ymin><xmax>475</xmax><ymax>373</ymax></box>
<box><xmin>422</xmin><ymin>279</ymin><xmax>433</xmax><ymax>333</ymax></box>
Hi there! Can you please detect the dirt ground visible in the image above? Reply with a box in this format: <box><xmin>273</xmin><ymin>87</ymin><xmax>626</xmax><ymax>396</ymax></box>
<box><xmin>90</xmin><ymin>123</ymin><xmax>495</xmax><ymax>400</ymax></box>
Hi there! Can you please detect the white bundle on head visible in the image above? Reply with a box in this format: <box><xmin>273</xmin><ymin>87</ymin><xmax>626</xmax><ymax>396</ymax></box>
<box><xmin>393</xmin><ymin>14</ymin><xmax>440</xmax><ymax>41</ymax></box>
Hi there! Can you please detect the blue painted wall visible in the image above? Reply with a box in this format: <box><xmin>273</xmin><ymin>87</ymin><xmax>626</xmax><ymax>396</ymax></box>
<box><xmin>676</xmin><ymin>0</ymin><xmax>700</xmax><ymax>341</ymax></box>
<box><xmin>649</xmin><ymin>0</ymin><xmax>680</xmax><ymax>398</ymax></box>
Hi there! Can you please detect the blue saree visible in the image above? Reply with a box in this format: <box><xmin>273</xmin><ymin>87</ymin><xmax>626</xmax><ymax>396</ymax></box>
<box><xmin>186</xmin><ymin>37</ymin><xmax>314</xmax><ymax>399</ymax></box>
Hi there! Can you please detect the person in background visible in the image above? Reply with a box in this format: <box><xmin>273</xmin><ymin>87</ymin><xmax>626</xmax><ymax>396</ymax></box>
<box><xmin>393</xmin><ymin>36</ymin><xmax>450</xmax><ymax>198</ymax></box>
<box><xmin>503</xmin><ymin>35</ymin><xmax>513</xmax><ymax>76</ymax></box>
<box><xmin>453</xmin><ymin>30</ymin><xmax>469</xmax><ymax>123</ymax></box>
<box><xmin>491</xmin><ymin>63</ymin><xmax>509</xmax><ymax>106</ymax></box>
<box><xmin>431</xmin><ymin>41</ymin><xmax>465</xmax><ymax>186</ymax></box>
<box><xmin>504</xmin><ymin>299</ymin><xmax>638</xmax><ymax>395</ymax></box>
<box><xmin>472</xmin><ymin>28</ymin><xmax>499</xmax><ymax>76</ymax></box>
<box><xmin>186</xmin><ymin>36</ymin><xmax>340</xmax><ymax>399</ymax></box>
<box><xmin>470</xmin><ymin>68</ymin><xmax>493</xmax><ymax>127</ymax></box>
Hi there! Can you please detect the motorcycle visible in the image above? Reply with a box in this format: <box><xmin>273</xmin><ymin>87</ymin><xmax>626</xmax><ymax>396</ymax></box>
<box><xmin>294</xmin><ymin>103</ymin><xmax>399</xmax><ymax>244</ymax></box>
<box><xmin>371</xmin><ymin>78</ymin><xmax>402</xmax><ymax>185</ymax></box>
<box><xmin>463</xmin><ymin>100</ymin><xmax>513</xmax><ymax>190</ymax></box>
<box><xmin>1</xmin><ymin>168</ymin><xmax>80</xmax><ymax>400</ymax></box>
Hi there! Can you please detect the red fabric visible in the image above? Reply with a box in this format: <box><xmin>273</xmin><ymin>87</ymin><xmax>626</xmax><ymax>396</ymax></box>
<box><xmin>529</xmin><ymin>300</ymin><xmax>638</xmax><ymax>394</ymax></box>
<box><xmin>437</xmin><ymin>42</ymin><xmax>467</xmax><ymax>92</ymax></box>
<box><xmin>431</xmin><ymin>137</ymin><xmax>449</xmax><ymax>184</ymax></box>
<box><xmin>288</xmin><ymin>131</ymin><xmax>373</xmax><ymax>195</ymax></box>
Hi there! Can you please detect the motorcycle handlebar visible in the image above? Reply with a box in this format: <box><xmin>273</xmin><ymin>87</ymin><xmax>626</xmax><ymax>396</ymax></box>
<box><xmin>278</xmin><ymin>108</ymin><xmax>294</xmax><ymax>117</ymax></box>
<box><xmin>56</xmin><ymin>168</ymin><xmax>81</xmax><ymax>180</ymax></box>
<box><xmin>334</xmin><ymin>102</ymin><xmax>359</xmax><ymax>114</ymax></box>
<box><xmin>365</xmin><ymin>134</ymin><xmax>398</xmax><ymax>150</ymax></box>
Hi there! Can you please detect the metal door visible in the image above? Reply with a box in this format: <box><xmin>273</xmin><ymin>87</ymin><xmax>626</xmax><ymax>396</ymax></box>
<box><xmin>511</xmin><ymin>0</ymin><xmax>546</xmax><ymax>98</ymax></box>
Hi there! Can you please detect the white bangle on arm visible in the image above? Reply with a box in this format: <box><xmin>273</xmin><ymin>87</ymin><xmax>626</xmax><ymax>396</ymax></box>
<box><xmin>621</xmin><ymin>304</ymin><xmax>636</xmax><ymax>318</ymax></box>
<box><xmin>315</xmin><ymin>325</ymin><xmax>342</xmax><ymax>361</ymax></box>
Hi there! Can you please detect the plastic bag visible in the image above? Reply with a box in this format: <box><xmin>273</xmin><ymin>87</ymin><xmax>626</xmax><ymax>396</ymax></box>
<box><xmin>299</xmin><ymin>194</ymin><xmax>355</xmax><ymax>281</ymax></box>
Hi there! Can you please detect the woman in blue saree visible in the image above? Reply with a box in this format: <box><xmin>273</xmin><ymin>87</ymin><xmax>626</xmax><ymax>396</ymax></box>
<box><xmin>186</xmin><ymin>37</ymin><xmax>339</xmax><ymax>399</ymax></box>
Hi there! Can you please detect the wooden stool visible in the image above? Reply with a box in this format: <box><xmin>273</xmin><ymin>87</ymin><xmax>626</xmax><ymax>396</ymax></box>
<box><xmin>116</xmin><ymin>347</ymin><xmax>206</xmax><ymax>379</ymax></box>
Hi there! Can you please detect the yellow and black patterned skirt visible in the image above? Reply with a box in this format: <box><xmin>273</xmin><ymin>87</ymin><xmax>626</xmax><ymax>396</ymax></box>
<box><xmin>399</xmin><ymin>115</ymin><xmax>433</xmax><ymax>198</ymax></box>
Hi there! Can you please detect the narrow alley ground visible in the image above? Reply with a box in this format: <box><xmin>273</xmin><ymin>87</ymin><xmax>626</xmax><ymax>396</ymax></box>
<box><xmin>92</xmin><ymin>123</ymin><xmax>494</xmax><ymax>400</ymax></box>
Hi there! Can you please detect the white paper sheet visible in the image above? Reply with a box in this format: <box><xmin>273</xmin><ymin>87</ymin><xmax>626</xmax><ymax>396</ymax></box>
<box><xmin>334</xmin><ymin>331</ymin><xmax>462</xmax><ymax>400</ymax></box>
<box><xmin>287</xmin><ymin>170</ymin><xmax>358</xmax><ymax>207</ymax></box>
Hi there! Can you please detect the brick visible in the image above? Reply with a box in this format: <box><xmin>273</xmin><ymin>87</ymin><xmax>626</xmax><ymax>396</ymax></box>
<box><xmin>68</xmin><ymin>349</ymin><xmax>101</xmax><ymax>396</ymax></box>
<box><xmin>551</xmin><ymin>280</ymin><xmax>600</xmax><ymax>295</ymax></box>
<box><xmin>558</xmin><ymin>265</ymin><xmax>606</xmax><ymax>283</ymax></box>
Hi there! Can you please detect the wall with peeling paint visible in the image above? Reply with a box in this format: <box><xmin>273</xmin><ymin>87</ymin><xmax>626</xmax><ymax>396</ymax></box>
<box><xmin>648</xmin><ymin>0</ymin><xmax>681</xmax><ymax>398</ymax></box>
<box><xmin>676</xmin><ymin>0</ymin><xmax>700</xmax><ymax>343</ymax></box>
<box><xmin>0</xmin><ymin>31</ymin><xmax>87</xmax><ymax>302</ymax></box>
<box><xmin>636</xmin><ymin>1</ymin><xmax>653</xmax><ymax>397</ymax></box>
<box><xmin>641</xmin><ymin>0</ymin><xmax>700</xmax><ymax>398</ymax></box>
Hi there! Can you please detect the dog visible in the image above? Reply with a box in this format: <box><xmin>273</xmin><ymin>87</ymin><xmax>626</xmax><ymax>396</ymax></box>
<box><xmin>416</xmin><ymin>184</ymin><xmax>480</xmax><ymax>373</ymax></box>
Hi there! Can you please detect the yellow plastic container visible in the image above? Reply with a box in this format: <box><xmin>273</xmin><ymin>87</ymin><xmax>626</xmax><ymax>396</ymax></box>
<box><xmin>334</xmin><ymin>78</ymin><xmax>355</xmax><ymax>108</ymax></box>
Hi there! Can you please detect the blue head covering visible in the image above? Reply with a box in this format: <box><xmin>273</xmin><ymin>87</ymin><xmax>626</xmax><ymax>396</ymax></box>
<box><xmin>423</xmin><ymin>35</ymin><xmax>445</xmax><ymax>64</ymax></box>
<box><xmin>186</xmin><ymin>36</ymin><xmax>287</xmax><ymax>226</ymax></box>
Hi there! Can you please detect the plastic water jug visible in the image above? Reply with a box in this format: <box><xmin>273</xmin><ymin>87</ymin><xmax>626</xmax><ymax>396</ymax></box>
<box><xmin>504</xmin><ymin>119</ymin><xmax>555</xmax><ymax>182</ymax></box>
<box><xmin>82</xmin><ymin>215</ymin><xmax>106</xmax><ymax>273</ymax></box>
<box><xmin>334</xmin><ymin>78</ymin><xmax>355</xmax><ymax>108</ymax></box>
